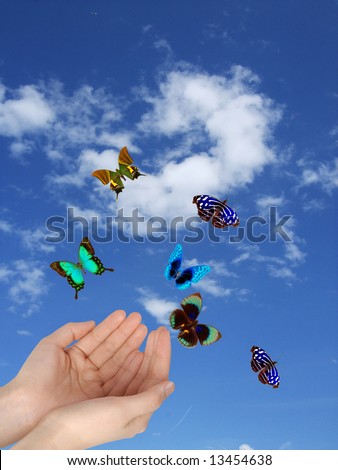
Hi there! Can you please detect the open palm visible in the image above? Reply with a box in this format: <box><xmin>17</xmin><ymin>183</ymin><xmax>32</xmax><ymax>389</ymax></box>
<box><xmin>14</xmin><ymin>310</ymin><xmax>171</xmax><ymax>433</ymax></box>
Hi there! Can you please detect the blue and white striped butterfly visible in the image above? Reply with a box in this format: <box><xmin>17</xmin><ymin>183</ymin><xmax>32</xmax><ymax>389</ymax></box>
<box><xmin>164</xmin><ymin>244</ymin><xmax>211</xmax><ymax>290</ymax></box>
<box><xmin>250</xmin><ymin>346</ymin><xmax>280</xmax><ymax>388</ymax></box>
<box><xmin>193</xmin><ymin>194</ymin><xmax>239</xmax><ymax>228</ymax></box>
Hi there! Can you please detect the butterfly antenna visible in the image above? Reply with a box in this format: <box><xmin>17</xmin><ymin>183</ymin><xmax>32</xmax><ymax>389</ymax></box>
<box><xmin>222</xmin><ymin>193</ymin><xmax>229</xmax><ymax>204</ymax></box>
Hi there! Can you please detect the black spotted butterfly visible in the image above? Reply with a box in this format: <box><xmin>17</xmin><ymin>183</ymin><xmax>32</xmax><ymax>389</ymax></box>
<box><xmin>169</xmin><ymin>292</ymin><xmax>222</xmax><ymax>348</ymax></box>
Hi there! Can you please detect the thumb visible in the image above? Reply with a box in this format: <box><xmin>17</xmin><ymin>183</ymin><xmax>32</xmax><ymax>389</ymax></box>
<box><xmin>125</xmin><ymin>381</ymin><xmax>175</xmax><ymax>419</ymax></box>
<box><xmin>44</xmin><ymin>320</ymin><xmax>96</xmax><ymax>348</ymax></box>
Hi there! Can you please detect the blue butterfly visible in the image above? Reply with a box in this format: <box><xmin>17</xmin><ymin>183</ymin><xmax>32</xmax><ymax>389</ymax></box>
<box><xmin>164</xmin><ymin>244</ymin><xmax>211</xmax><ymax>290</ymax></box>
<box><xmin>250</xmin><ymin>346</ymin><xmax>280</xmax><ymax>389</ymax></box>
<box><xmin>193</xmin><ymin>194</ymin><xmax>239</xmax><ymax>228</ymax></box>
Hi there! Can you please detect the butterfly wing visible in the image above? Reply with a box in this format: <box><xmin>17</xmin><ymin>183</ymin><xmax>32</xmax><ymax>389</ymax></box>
<box><xmin>195</xmin><ymin>324</ymin><xmax>222</xmax><ymax>346</ymax></box>
<box><xmin>118</xmin><ymin>146</ymin><xmax>134</xmax><ymax>166</ymax></box>
<box><xmin>193</xmin><ymin>195</ymin><xmax>222</xmax><ymax>220</ymax></box>
<box><xmin>92</xmin><ymin>170</ymin><xmax>125</xmax><ymax>198</ymax></box>
<box><xmin>250</xmin><ymin>346</ymin><xmax>275</xmax><ymax>371</ymax></box>
<box><xmin>180</xmin><ymin>292</ymin><xmax>202</xmax><ymax>321</ymax></box>
<box><xmin>169</xmin><ymin>308</ymin><xmax>192</xmax><ymax>330</ymax></box>
<box><xmin>212</xmin><ymin>205</ymin><xmax>239</xmax><ymax>228</ymax></box>
<box><xmin>175</xmin><ymin>265</ymin><xmax>211</xmax><ymax>290</ymax></box>
<box><xmin>118</xmin><ymin>146</ymin><xmax>144</xmax><ymax>181</ymax></box>
<box><xmin>265</xmin><ymin>365</ymin><xmax>280</xmax><ymax>388</ymax></box>
<box><xmin>79</xmin><ymin>237</ymin><xmax>114</xmax><ymax>275</ymax></box>
<box><xmin>92</xmin><ymin>169</ymin><xmax>114</xmax><ymax>185</ymax></box>
<box><xmin>177</xmin><ymin>328</ymin><xmax>199</xmax><ymax>348</ymax></box>
<box><xmin>193</xmin><ymin>195</ymin><xmax>239</xmax><ymax>227</ymax></box>
<box><xmin>251</xmin><ymin>346</ymin><xmax>280</xmax><ymax>388</ymax></box>
<box><xmin>50</xmin><ymin>261</ymin><xmax>84</xmax><ymax>300</ymax></box>
<box><xmin>164</xmin><ymin>244</ymin><xmax>183</xmax><ymax>280</ymax></box>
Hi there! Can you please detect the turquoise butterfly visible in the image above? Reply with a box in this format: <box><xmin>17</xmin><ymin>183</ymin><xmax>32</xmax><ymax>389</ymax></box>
<box><xmin>50</xmin><ymin>237</ymin><xmax>114</xmax><ymax>299</ymax></box>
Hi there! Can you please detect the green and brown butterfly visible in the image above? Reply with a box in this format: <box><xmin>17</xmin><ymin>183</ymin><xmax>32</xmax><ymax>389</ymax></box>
<box><xmin>92</xmin><ymin>146</ymin><xmax>145</xmax><ymax>199</ymax></box>
<box><xmin>50</xmin><ymin>237</ymin><xmax>114</xmax><ymax>299</ymax></box>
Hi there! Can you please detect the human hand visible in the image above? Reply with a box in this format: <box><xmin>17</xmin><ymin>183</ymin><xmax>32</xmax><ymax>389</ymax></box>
<box><xmin>1</xmin><ymin>310</ymin><xmax>168</xmax><ymax>447</ymax></box>
<box><xmin>11</xmin><ymin>325</ymin><xmax>174</xmax><ymax>449</ymax></box>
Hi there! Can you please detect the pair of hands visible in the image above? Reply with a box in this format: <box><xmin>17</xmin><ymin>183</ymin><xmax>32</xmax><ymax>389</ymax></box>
<box><xmin>0</xmin><ymin>310</ymin><xmax>174</xmax><ymax>449</ymax></box>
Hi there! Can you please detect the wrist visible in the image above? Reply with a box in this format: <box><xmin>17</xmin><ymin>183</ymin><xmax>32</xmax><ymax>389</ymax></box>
<box><xmin>0</xmin><ymin>378</ymin><xmax>36</xmax><ymax>447</ymax></box>
<box><xmin>12</xmin><ymin>408</ymin><xmax>83</xmax><ymax>450</ymax></box>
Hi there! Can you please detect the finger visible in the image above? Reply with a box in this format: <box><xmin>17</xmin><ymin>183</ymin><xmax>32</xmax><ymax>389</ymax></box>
<box><xmin>139</xmin><ymin>326</ymin><xmax>171</xmax><ymax>391</ymax></box>
<box><xmin>124</xmin><ymin>329</ymin><xmax>157</xmax><ymax>395</ymax></box>
<box><xmin>43</xmin><ymin>320</ymin><xmax>96</xmax><ymax>349</ymax></box>
<box><xmin>124</xmin><ymin>381</ymin><xmax>175</xmax><ymax>420</ymax></box>
<box><xmin>88</xmin><ymin>312</ymin><xmax>142</xmax><ymax>369</ymax></box>
<box><xmin>105</xmin><ymin>350</ymin><xmax>144</xmax><ymax>396</ymax></box>
<box><xmin>75</xmin><ymin>310</ymin><xmax>126</xmax><ymax>357</ymax></box>
<box><xmin>99</xmin><ymin>323</ymin><xmax>147</xmax><ymax>383</ymax></box>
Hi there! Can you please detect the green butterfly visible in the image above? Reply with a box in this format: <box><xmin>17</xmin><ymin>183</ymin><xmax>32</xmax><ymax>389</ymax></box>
<box><xmin>50</xmin><ymin>237</ymin><xmax>114</xmax><ymax>299</ymax></box>
<box><xmin>92</xmin><ymin>146</ymin><xmax>145</xmax><ymax>199</ymax></box>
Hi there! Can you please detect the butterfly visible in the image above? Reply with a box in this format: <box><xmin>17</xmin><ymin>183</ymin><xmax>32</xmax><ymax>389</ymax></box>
<box><xmin>92</xmin><ymin>146</ymin><xmax>145</xmax><ymax>199</ymax></box>
<box><xmin>193</xmin><ymin>194</ymin><xmax>239</xmax><ymax>228</ymax></box>
<box><xmin>169</xmin><ymin>292</ymin><xmax>222</xmax><ymax>348</ymax></box>
<box><xmin>50</xmin><ymin>237</ymin><xmax>114</xmax><ymax>299</ymax></box>
<box><xmin>250</xmin><ymin>346</ymin><xmax>280</xmax><ymax>388</ymax></box>
<box><xmin>164</xmin><ymin>244</ymin><xmax>211</xmax><ymax>290</ymax></box>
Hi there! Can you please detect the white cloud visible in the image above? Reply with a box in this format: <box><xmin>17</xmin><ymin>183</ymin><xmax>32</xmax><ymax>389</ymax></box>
<box><xmin>0</xmin><ymin>265</ymin><xmax>12</xmax><ymax>280</ymax></box>
<box><xmin>0</xmin><ymin>260</ymin><xmax>49</xmax><ymax>316</ymax></box>
<box><xmin>17</xmin><ymin>329</ymin><xmax>33</xmax><ymax>336</ymax></box>
<box><xmin>20</xmin><ymin>227</ymin><xmax>56</xmax><ymax>253</ymax></box>
<box><xmin>301</xmin><ymin>197</ymin><xmax>326</xmax><ymax>212</ymax></box>
<box><xmin>136</xmin><ymin>287</ymin><xmax>178</xmax><ymax>324</ymax></box>
<box><xmin>239</xmin><ymin>443</ymin><xmax>254</xmax><ymax>450</ymax></box>
<box><xmin>1</xmin><ymin>80</ymin><xmax>124</xmax><ymax>164</ymax></box>
<box><xmin>256</xmin><ymin>194</ymin><xmax>285</xmax><ymax>213</ymax></box>
<box><xmin>232</xmin><ymin>244</ymin><xmax>284</xmax><ymax>266</ymax></box>
<box><xmin>284</xmin><ymin>242</ymin><xmax>306</xmax><ymax>264</ymax></box>
<box><xmin>0</xmin><ymin>218</ymin><xmax>55</xmax><ymax>253</ymax></box>
<box><xmin>197</xmin><ymin>277</ymin><xmax>233</xmax><ymax>297</ymax></box>
<box><xmin>0</xmin><ymin>219</ymin><xmax>13</xmax><ymax>233</ymax></box>
<box><xmin>2</xmin><ymin>65</ymin><xmax>282</xmax><ymax>229</ymax></box>
<box><xmin>267</xmin><ymin>265</ymin><xmax>297</xmax><ymax>280</ymax></box>
<box><xmin>0</xmin><ymin>84</ymin><xmax>54</xmax><ymax>138</ymax></box>
<box><xmin>78</xmin><ymin>64</ymin><xmax>280</xmax><ymax>221</ymax></box>
<box><xmin>232</xmin><ymin>243</ymin><xmax>302</xmax><ymax>282</ymax></box>
<box><xmin>299</xmin><ymin>158</ymin><xmax>338</xmax><ymax>193</ymax></box>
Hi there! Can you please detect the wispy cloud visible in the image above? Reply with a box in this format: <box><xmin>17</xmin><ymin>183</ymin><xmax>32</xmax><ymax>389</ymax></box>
<box><xmin>239</xmin><ymin>443</ymin><xmax>254</xmax><ymax>450</ymax></box>
<box><xmin>0</xmin><ymin>80</ymin><xmax>124</xmax><ymax>161</ymax></box>
<box><xmin>232</xmin><ymin>243</ymin><xmax>303</xmax><ymax>283</ymax></box>
<box><xmin>136</xmin><ymin>287</ymin><xmax>177</xmax><ymax>324</ymax></box>
<box><xmin>299</xmin><ymin>158</ymin><xmax>338</xmax><ymax>193</ymax></box>
<box><xmin>256</xmin><ymin>194</ymin><xmax>285</xmax><ymax>214</ymax></box>
<box><xmin>0</xmin><ymin>259</ymin><xmax>49</xmax><ymax>317</ymax></box>
<box><xmin>17</xmin><ymin>329</ymin><xmax>33</xmax><ymax>336</ymax></box>
<box><xmin>0</xmin><ymin>218</ymin><xmax>55</xmax><ymax>253</ymax></box>
<box><xmin>0</xmin><ymin>219</ymin><xmax>13</xmax><ymax>233</ymax></box>
<box><xmin>267</xmin><ymin>265</ymin><xmax>298</xmax><ymax>280</ymax></box>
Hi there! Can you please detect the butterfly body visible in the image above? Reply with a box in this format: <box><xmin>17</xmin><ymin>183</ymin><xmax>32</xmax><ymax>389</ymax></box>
<box><xmin>169</xmin><ymin>293</ymin><xmax>222</xmax><ymax>348</ymax></box>
<box><xmin>250</xmin><ymin>346</ymin><xmax>280</xmax><ymax>388</ymax></box>
<box><xmin>193</xmin><ymin>194</ymin><xmax>239</xmax><ymax>228</ymax></box>
<box><xmin>50</xmin><ymin>237</ymin><xmax>114</xmax><ymax>299</ymax></box>
<box><xmin>92</xmin><ymin>146</ymin><xmax>145</xmax><ymax>199</ymax></box>
<box><xmin>164</xmin><ymin>244</ymin><xmax>210</xmax><ymax>290</ymax></box>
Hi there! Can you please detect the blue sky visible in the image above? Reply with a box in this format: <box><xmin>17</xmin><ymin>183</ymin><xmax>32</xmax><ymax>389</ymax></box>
<box><xmin>0</xmin><ymin>0</ymin><xmax>337</xmax><ymax>450</ymax></box>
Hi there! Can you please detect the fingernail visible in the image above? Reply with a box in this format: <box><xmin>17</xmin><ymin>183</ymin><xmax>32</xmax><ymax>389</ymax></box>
<box><xmin>164</xmin><ymin>381</ymin><xmax>175</xmax><ymax>396</ymax></box>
